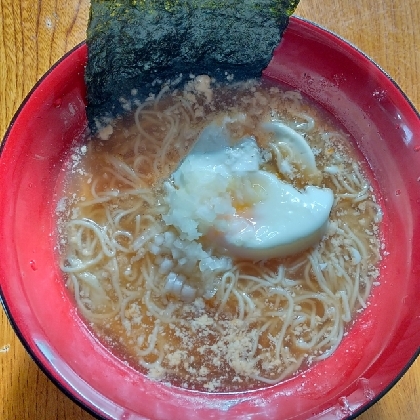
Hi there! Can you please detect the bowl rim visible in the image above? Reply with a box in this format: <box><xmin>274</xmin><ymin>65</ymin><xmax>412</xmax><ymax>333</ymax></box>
<box><xmin>1</xmin><ymin>15</ymin><xmax>419</xmax><ymax>420</ymax></box>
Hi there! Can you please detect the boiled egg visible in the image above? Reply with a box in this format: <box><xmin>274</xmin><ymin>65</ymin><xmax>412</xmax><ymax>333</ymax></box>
<box><xmin>164</xmin><ymin>119</ymin><xmax>334</xmax><ymax>260</ymax></box>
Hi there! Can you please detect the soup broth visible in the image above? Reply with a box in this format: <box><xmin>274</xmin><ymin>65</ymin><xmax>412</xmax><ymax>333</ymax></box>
<box><xmin>57</xmin><ymin>80</ymin><xmax>382</xmax><ymax>392</ymax></box>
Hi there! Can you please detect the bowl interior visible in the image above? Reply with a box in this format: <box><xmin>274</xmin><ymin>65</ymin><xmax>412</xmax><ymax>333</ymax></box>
<box><xmin>1</xmin><ymin>17</ymin><xmax>419</xmax><ymax>420</ymax></box>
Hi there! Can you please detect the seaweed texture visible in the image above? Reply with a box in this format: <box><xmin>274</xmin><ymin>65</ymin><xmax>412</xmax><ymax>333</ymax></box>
<box><xmin>85</xmin><ymin>0</ymin><xmax>300</xmax><ymax>127</ymax></box>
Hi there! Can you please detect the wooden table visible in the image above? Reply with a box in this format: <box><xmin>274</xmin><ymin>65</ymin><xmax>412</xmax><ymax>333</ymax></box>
<box><xmin>1</xmin><ymin>1</ymin><xmax>419</xmax><ymax>419</ymax></box>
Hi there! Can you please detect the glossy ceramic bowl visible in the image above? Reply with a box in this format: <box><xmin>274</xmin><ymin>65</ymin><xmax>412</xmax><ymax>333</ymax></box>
<box><xmin>1</xmin><ymin>17</ymin><xmax>419</xmax><ymax>420</ymax></box>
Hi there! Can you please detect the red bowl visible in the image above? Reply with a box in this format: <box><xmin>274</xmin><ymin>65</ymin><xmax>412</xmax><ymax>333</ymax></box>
<box><xmin>1</xmin><ymin>17</ymin><xmax>419</xmax><ymax>420</ymax></box>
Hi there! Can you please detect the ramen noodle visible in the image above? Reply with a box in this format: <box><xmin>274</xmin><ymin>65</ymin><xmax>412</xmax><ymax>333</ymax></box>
<box><xmin>57</xmin><ymin>79</ymin><xmax>382</xmax><ymax>392</ymax></box>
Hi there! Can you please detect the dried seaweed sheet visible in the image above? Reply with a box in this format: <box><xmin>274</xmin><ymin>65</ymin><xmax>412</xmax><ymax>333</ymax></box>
<box><xmin>85</xmin><ymin>0</ymin><xmax>300</xmax><ymax>126</ymax></box>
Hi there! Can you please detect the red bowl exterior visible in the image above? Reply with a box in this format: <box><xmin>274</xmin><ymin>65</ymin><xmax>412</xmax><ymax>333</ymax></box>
<box><xmin>1</xmin><ymin>17</ymin><xmax>419</xmax><ymax>420</ymax></box>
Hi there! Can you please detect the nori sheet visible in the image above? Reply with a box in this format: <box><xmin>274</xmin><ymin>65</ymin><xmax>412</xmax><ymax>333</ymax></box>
<box><xmin>85</xmin><ymin>0</ymin><xmax>300</xmax><ymax>128</ymax></box>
